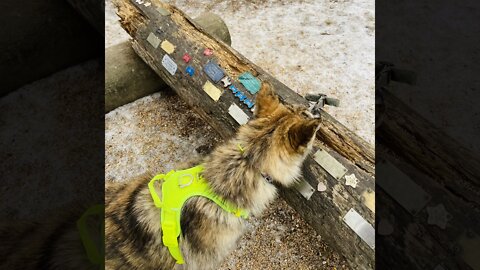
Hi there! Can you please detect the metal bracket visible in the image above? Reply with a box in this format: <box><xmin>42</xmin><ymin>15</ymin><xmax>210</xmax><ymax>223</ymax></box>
<box><xmin>305</xmin><ymin>94</ymin><xmax>340</xmax><ymax>116</ymax></box>
<box><xmin>343</xmin><ymin>208</ymin><xmax>375</xmax><ymax>249</ymax></box>
<box><xmin>294</xmin><ymin>179</ymin><xmax>315</xmax><ymax>200</ymax></box>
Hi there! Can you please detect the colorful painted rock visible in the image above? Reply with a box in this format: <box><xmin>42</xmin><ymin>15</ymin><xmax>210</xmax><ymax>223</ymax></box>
<box><xmin>243</xmin><ymin>99</ymin><xmax>254</xmax><ymax>109</ymax></box>
<box><xmin>156</xmin><ymin>7</ymin><xmax>171</xmax><ymax>16</ymax></box>
<box><xmin>204</xmin><ymin>48</ymin><xmax>213</xmax><ymax>56</ymax></box>
<box><xmin>186</xmin><ymin>66</ymin><xmax>195</xmax><ymax>76</ymax></box>
<box><xmin>203</xmin><ymin>61</ymin><xmax>225</xmax><ymax>83</ymax></box>
<box><xmin>160</xmin><ymin>40</ymin><xmax>175</xmax><ymax>54</ymax></box>
<box><xmin>229</xmin><ymin>85</ymin><xmax>239</xmax><ymax>94</ymax></box>
<box><xmin>146</xmin><ymin>32</ymin><xmax>160</xmax><ymax>48</ymax></box>
<box><xmin>161</xmin><ymin>54</ymin><xmax>177</xmax><ymax>76</ymax></box>
<box><xmin>220</xmin><ymin>76</ymin><xmax>232</xmax><ymax>88</ymax></box>
<box><xmin>235</xmin><ymin>91</ymin><xmax>247</xmax><ymax>101</ymax></box>
<box><xmin>238</xmin><ymin>72</ymin><xmax>261</xmax><ymax>94</ymax></box>
<box><xmin>182</xmin><ymin>53</ymin><xmax>191</xmax><ymax>63</ymax></box>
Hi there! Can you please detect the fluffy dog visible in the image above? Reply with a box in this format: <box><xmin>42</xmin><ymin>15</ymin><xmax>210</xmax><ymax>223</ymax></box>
<box><xmin>105</xmin><ymin>82</ymin><xmax>320</xmax><ymax>270</ymax></box>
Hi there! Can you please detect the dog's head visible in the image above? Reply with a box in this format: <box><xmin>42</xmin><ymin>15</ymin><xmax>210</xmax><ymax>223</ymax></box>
<box><xmin>238</xmin><ymin>82</ymin><xmax>321</xmax><ymax>187</ymax></box>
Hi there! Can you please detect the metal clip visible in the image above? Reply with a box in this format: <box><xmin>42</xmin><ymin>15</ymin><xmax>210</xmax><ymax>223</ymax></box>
<box><xmin>305</xmin><ymin>94</ymin><xmax>340</xmax><ymax>116</ymax></box>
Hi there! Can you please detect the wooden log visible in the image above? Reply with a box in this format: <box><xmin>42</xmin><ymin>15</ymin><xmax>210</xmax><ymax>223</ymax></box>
<box><xmin>112</xmin><ymin>0</ymin><xmax>375</xmax><ymax>268</ymax></box>
<box><xmin>376</xmin><ymin>87</ymin><xmax>480</xmax><ymax>269</ymax></box>
<box><xmin>105</xmin><ymin>13</ymin><xmax>232</xmax><ymax>112</ymax></box>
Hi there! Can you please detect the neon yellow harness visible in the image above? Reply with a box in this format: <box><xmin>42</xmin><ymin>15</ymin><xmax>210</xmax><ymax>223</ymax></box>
<box><xmin>148</xmin><ymin>165</ymin><xmax>249</xmax><ymax>264</ymax></box>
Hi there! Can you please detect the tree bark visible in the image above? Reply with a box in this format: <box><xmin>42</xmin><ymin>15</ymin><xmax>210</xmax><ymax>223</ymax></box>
<box><xmin>112</xmin><ymin>0</ymin><xmax>376</xmax><ymax>268</ymax></box>
<box><xmin>105</xmin><ymin>13</ymin><xmax>232</xmax><ymax>112</ymax></box>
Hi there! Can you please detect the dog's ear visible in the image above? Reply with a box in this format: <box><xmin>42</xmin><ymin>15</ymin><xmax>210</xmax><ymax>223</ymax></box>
<box><xmin>288</xmin><ymin>119</ymin><xmax>321</xmax><ymax>150</ymax></box>
<box><xmin>254</xmin><ymin>82</ymin><xmax>281</xmax><ymax>118</ymax></box>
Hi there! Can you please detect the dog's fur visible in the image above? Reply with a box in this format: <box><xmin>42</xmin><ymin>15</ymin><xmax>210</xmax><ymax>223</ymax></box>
<box><xmin>105</xmin><ymin>82</ymin><xmax>321</xmax><ymax>270</ymax></box>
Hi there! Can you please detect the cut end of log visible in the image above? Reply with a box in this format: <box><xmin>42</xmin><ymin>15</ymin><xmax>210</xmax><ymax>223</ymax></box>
<box><xmin>112</xmin><ymin>0</ymin><xmax>147</xmax><ymax>34</ymax></box>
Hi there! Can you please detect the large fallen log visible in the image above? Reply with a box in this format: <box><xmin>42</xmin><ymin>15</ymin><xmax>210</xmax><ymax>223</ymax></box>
<box><xmin>112</xmin><ymin>0</ymin><xmax>375</xmax><ymax>268</ymax></box>
<box><xmin>105</xmin><ymin>13</ymin><xmax>232</xmax><ymax>112</ymax></box>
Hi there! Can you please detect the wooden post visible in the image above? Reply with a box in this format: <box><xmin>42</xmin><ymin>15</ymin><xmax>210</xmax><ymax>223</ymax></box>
<box><xmin>112</xmin><ymin>0</ymin><xmax>375</xmax><ymax>268</ymax></box>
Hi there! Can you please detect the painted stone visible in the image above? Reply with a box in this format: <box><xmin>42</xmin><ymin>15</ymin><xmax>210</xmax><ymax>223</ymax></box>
<box><xmin>317</xmin><ymin>182</ymin><xmax>327</xmax><ymax>192</ymax></box>
<box><xmin>161</xmin><ymin>54</ymin><xmax>177</xmax><ymax>76</ymax></box>
<box><xmin>229</xmin><ymin>85</ymin><xmax>239</xmax><ymax>94</ymax></box>
<box><xmin>182</xmin><ymin>53</ymin><xmax>191</xmax><ymax>63</ymax></box>
<box><xmin>220</xmin><ymin>76</ymin><xmax>232</xmax><ymax>87</ymax></box>
<box><xmin>203</xmin><ymin>81</ymin><xmax>222</xmax><ymax>101</ymax></box>
<box><xmin>235</xmin><ymin>91</ymin><xmax>246</xmax><ymax>101</ymax></box>
<box><xmin>203</xmin><ymin>61</ymin><xmax>225</xmax><ymax>83</ymax></box>
<box><xmin>228</xmin><ymin>104</ymin><xmax>249</xmax><ymax>125</ymax></box>
<box><xmin>204</xmin><ymin>48</ymin><xmax>213</xmax><ymax>56</ymax></box>
<box><xmin>161</xmin><ymin>40</ymin><xmax>175</xmax><ymax>54</ymax></box>
<box><xmin>186</xmin><ymin>66</ymin><xmax>195</xmax><ymax>76</ymax></box>
<box><xmin>157</xmin><ymin>7</ymin><xmax>171</xmax><ymax>16</ymax></box>
<box><xmin>238</xmin><ymin>72</ymin><xmax>261</xmax><ymax>94</ymax></box>
<box><xmin>243</xmin><ymin>99</ymin><xmax>254</xmax><ymax>109</ymax></box>
<box><xmin>146</xmin><ymin>32</ymin><xmax>160</xmax><ymax>48</ymax></box>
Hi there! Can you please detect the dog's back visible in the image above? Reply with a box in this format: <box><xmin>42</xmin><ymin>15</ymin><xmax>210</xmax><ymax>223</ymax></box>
<box><xmin>105</xmin><ymin>82</ymin><xmax>320</xmax><ymax>270</ymax></box>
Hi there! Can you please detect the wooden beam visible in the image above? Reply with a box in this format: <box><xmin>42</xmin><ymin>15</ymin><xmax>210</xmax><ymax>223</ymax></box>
<box><xmin>112</xmin><ymin>0</ymin><xmax>375</xmax><ymax>268</ymax></box>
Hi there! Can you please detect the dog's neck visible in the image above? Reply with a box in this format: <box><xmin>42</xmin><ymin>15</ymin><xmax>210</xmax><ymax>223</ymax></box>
<box><xmin>201</xmin><ymin>139</ymin><xmax>279</xmax><ymax>216</ymax></box>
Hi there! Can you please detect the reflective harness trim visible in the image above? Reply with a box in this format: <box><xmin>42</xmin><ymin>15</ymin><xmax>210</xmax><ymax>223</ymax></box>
<box><xmin>148</xmin><ymin>165</ymin><xmax>249</xmax><ymax>264</ymax></box>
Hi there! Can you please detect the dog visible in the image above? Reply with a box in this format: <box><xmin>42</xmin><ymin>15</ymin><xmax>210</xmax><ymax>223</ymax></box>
<box><xmin>105</xmin><ymin>82</ymin><xmax>321</xmax><ymax>270</ymax></box>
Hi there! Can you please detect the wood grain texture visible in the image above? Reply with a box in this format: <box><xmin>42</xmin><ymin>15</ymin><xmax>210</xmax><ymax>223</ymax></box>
<box><xmin>112</xmin><ymin>0</ymin><xmax>375</xmax><ymax>268</ymax></box>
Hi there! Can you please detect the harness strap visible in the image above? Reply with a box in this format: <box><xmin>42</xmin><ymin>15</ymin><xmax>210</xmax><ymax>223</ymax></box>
<box><xmin>148</xmin><ymin>165</ymin><xmax>248</xmax><ymax>265</ymax></box>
